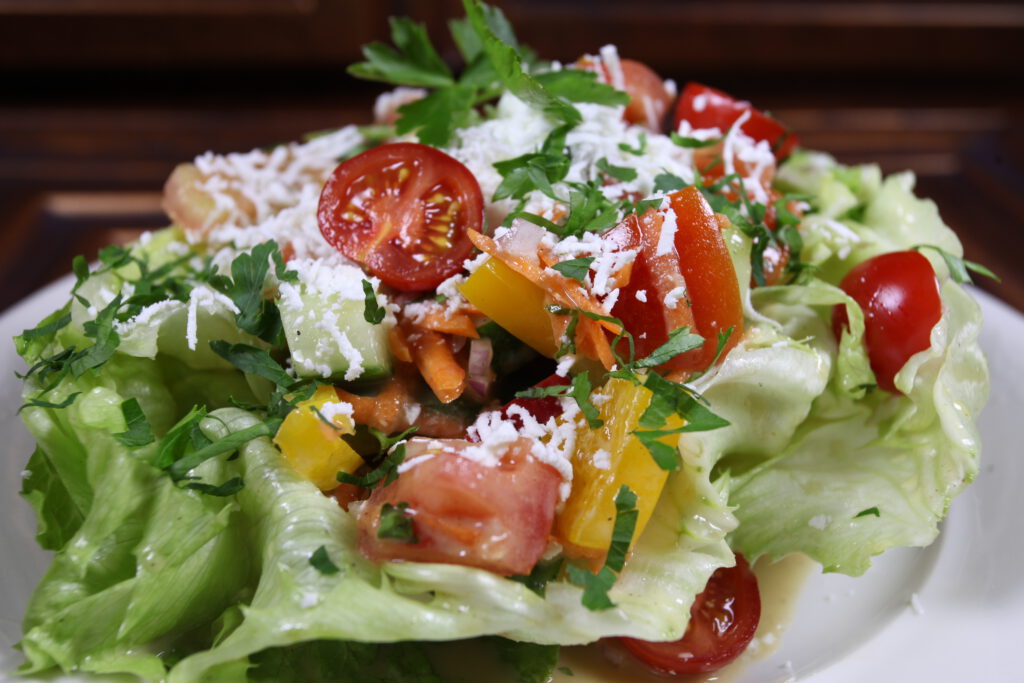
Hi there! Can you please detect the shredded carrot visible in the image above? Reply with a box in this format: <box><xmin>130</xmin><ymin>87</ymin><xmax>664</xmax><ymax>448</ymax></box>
<box><xmin>574</xmin><ymin>315</ymin><xmax>616</xmax><ymax>370</ymax></box>
<box><xmin>404</xmin><ymin>325</ymin><xmax>466</xmax><ymax>404</ymax></box>
<box><xmin>388</xmin><ymin>326</ymin><xmax>414</xmax><ymax>363</ymax></box>
<box><xmin>468</xmin><ymin>229</ymin><xmax>622</xmax><ymax>335</ymax></box>
<box><xmin>333</xmin><ymin>377</ymin><xmax>410</xmax><ymax>433</ymax></box>
<box><xmin>409</xmin><ymin>303</ymin><xmax>479</xmax><ymax>338</ymax></box>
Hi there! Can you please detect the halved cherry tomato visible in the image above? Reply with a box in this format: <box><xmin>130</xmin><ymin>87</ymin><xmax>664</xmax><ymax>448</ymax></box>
<box><xmin>620</xmin><ymin>553</ymin><xmax>761</xmax><ymax>675</ymax></box>
<box><xmin>357</xmin><ymin>437</ymin><xmax>560</xmax><ymax>576</ymax></box>
<box><xmin>317</xmin><ymin>142</ymin><xmax>484</xmax><ymax>292</ymax></box>
<box><xmin>832</xmin><ymin>250</ymin><xmax>942</xmax><ymax>393</ymax></box>
<box><xmin>673</xmin><ymin>82</ymin><xmax>799</xmax><ymax>161</ymax></box>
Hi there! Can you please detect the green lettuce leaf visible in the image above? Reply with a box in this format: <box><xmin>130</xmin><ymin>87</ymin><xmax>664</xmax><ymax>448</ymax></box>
<box><xmin>167</xmin><ymin>407</ymin><xmax>734</xmax><ymax>680</ymax></box>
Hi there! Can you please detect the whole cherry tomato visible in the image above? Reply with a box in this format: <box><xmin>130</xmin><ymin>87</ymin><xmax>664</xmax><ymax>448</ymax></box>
<box><xmin>832</xmin><ymin>250</ymin><xmax>942</xmax><ymax>393</ymax></box>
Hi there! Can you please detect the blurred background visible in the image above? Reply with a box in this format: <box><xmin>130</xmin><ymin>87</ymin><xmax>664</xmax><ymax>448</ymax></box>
<box><xmin>1</xmin><ymin>0</ymin><xmax>1021</xmax><ymax>312</ymax></box>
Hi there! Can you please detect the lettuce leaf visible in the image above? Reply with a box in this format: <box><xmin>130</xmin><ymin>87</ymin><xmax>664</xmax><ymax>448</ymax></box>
<box><xmin>168</xmin><ymin>407</ymin><xmax>734</xmax><ymax>680</ymax></box>
<box><xmin>702</xmin><ymin>156</ymin><xmax>990</xmax><ymax>575</ymax></box>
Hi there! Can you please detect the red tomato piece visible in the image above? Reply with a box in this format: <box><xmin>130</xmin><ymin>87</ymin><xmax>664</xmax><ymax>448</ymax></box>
<box><xmin>577</xmin><ymin>56</ymin><xmax>672</xmax><ymax>132</ymax></box>
<box><xmin>620</xmin><ymin>553</ymin><xmax>761</xmax><ymax>675</ymax></box>
<box><xmin>357</xmin><ymin>437</ymin><xmax>560</xmax><ymax>576</ymax></box>
<box><xmin>832</xmin><ymin>250</ymin><xmax>942</xmax><ymax>393</ymax></box>
<box><xmin>501</xmin><ymin>374</ymin><xmax>569</xmax><ymax>427</ymax></box>
<box><xmin>618</xmin><ymin>59</ymin><xmax>673</xmax><ymax>132</ymax></box>
<box><xmin>317</xmin><ymin>142</ymin><xmax>484</xmax><ymax>292</ymax></box>
<box><xmin>607</xmin><ymin>210</ymin><xmax>696</xmax><ymax>373</ymax></box>
<box><xmin>605</xmin><ymin>187</ymin><xmax>743</xmax><ymax>374</ymax></box>
<box><xmin>668</xmin><ymin>187</ymin><xmax>744</xmax><ymax>371</ymax></box>
<box><xmin>673</xmin><ymin>82</ymin><xmax>799</xmax><ymax>161</ymax></box>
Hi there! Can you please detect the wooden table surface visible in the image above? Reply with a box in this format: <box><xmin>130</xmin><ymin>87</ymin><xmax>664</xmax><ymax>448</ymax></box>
<box><xmin>1</xmin><ymin>0</ymin><xmax>1022</xmax><ymax>316</ymax></box>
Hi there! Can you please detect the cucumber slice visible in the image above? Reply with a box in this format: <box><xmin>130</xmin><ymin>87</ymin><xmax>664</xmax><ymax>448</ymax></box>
<box><xmin>279</xmin><ymin>268</ymin><xmax>392</xmax><ymax>382</ymax></box>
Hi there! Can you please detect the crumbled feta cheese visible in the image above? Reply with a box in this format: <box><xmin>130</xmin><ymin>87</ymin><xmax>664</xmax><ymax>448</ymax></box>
<box><xmin>555</xmin><ymin>354</ymin><xmax>576</xmax><ymax>377</ymax></box>
<box><xmin>808</xmin><ymin>514</ymin><xmax>831</xmax><ymax>530</ymax></box>
<box><xmin>635</xmin><ymin>289</ymin><xmax>648</xmax><ymax>302</ymax></box>
<box><xmin>909</xmin><ymin>592</ymin><xmax>925</xmax><ymax>616</ymax></box>
<box><xmin>465</xmin><ymin>400</ymin><xmax>580</xmax><ymax>502</ymax></box>
<box><xmin>592</xmin><ymin>449</ymin><xmax>611</xmax><ymax>470</ymax></box>
<box><xmin>655</xmin><ymin>207</ymin><xmax>678</xmax><ymax>256</ymax></box>
<box><xmin>319</xmin><ymin>400</ymin><xmax>354</xmax><ymax>424</ymax></box>
<box><xmin>664</xmin><ymin>286</ymin><xmax>687</xmax><ymax>310</ymax></box>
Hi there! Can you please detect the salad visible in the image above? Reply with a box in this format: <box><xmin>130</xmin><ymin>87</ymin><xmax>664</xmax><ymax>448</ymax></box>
<box><xmin>10</xmin><ymin>1</ymin><xmax>991</xmax><ymax>681</ymax></box>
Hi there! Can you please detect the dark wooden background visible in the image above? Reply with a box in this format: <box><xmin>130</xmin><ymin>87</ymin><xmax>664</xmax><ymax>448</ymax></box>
<box><xmin>1</xmin><ymin>0</ymin><xmax>1022</xmax><ymax>313</ymax></box>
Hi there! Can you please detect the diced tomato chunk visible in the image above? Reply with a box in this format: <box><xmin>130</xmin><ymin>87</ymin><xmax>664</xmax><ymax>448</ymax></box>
<box><xmin>673</xmin><ymin>82</ymin><xmax>799</xmax><ymax>161</ymax></box>
<box><xmin>501</xmin><ymin>374</ymin><xmax>569</xmax><ymax>427</ymax></box>
<box><xmin>357</xmin><ymin>437</ymin><xmax>561</xmax><ymax>576</ymax></box>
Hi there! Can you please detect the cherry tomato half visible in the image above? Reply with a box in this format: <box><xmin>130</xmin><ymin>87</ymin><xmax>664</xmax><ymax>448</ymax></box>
<box><xmin>317</xmin><ymin>142</ymin><xmax>484</xmax><ymax>292</ymax></box>
<box><xmin>620</xmin><ymin>553</ymin><xmax>761</xmax><ymax>675</ymax></box>
<box><xmin>832</xmin><ymin>250</ymin><xmax>942</xmax><ymax>393</ymax></box>
<box><xmin>673</xmin><ymin>82</ymin><xmax>799</xmax><ymax>161</ymax></box>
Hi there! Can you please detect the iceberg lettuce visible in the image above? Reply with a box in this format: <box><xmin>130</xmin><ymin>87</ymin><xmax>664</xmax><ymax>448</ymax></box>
<box><xmin>11</xmin><ymin>151</ymin><xmax>988</xmax><ymax>680</ymax></box>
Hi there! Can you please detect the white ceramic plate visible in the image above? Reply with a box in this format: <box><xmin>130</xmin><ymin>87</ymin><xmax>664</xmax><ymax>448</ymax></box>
<box><xmin>2</xmin><ymin>276</ymin><xmax>1022</xmax><ymax>682</ymax></box>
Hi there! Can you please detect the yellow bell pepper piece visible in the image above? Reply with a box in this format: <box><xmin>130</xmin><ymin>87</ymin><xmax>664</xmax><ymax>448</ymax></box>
<box><xmin>273</xmin><ymin>385</ymin><xmax>363</xmax><ymax>491</ymax></box>
<box><xmin>555</xmin><ymin>377</ymin><xmax>680</xmax><ymax>563</ymax></box>
<box><xmin>459</xmin><ymin>258</ymin><xmax>557</xmax><ymax>357</ymax></box>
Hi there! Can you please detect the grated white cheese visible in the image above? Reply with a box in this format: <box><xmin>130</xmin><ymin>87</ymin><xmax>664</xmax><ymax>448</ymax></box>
<box><xmin>664</xmin><ymin>286</ymin><xmax>687</xmax><ymax>310</ymax></box>
<box><xmin>319</xmin><ymin>400</ymin><xmax>354</xmax><ymax>424</ymax></box>
<box><xmin>655</xmin><ymin>207</ymin><xmax>678</xmax><ymax>256</ymax></box>
<box><xmin>184</xmin><ymin>285</ymin><xmax>242</xmax><ymax>351</ymax></box>
<box><xmin>189</xmin><ymin>126</ymin><xmax>364</xmax><ymax>259</ymax></box>
<box><xmin>465</xmin><ymin>400</ymin><xmax>580</xmax><ymax>502</ymax></box>
<box><xmin>397</xmin><ymin>452</ymin><xmax>436</xmax><ymax>474</ymax></box>
<box><xmin>808</xmin><ymin>514</ymin><xmax>831</xmax><ymax>531</ymax></box>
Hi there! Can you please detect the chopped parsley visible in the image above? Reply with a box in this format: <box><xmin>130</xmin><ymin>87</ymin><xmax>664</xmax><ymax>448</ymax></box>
<box><xmin>551</xmin><ymin>256</ymin><xmax>594</xmax><ymax>284</ymax></box>
<box><xmin>361</xmin><ymin>279</ymin><xmax>387</xmax><ymax>324</ymax></box>
<box><xmin>913</xmin><ymin>244</ymin><xmax>999</xmax><ymax>285</ymax></box>
<box><xmin>855</xmin><ymin>507</ymin><xmax>881</xmax><ymax>518</ymax></box>
<box><xmin>509</xmin><ymin>557</ymin><xmax>564</xmax><ymax>598</ymax></box>
<box><xmin>377</xmin><ymin>502</ymin><xmax>418</xmax><ymax>543</ymax></box>
<box><xmin>337</xmin><ymin>442</ymin><xmax>408</xmax><ymax>489</ymax></box>
<box><xmin>309</xmin><ymin>545</ymin><xmax>341</xmax><ymax>575</ymax></box>
<box><xmin>595</xmin><ymin>157</ymin><xmax>638</xmax><ymax>182</ymax></box>
<box><xmin>113</xmin><ymin>398</ymin><xmax>155</xmax><ymax>448</ymax></box>
<box><xmin>670</xmin><ymin>132</ymin><xmax>720</xmax><ymax>149</ymax></box>
<box><xmin>183</xmin><ymin>477</ymin><xmax>245</xmax><ymax>497</ymax></box>
<box><xmin>567</xmin><ymin>485</ymin><xmax>638</xmax><ymax>610</ymax></box>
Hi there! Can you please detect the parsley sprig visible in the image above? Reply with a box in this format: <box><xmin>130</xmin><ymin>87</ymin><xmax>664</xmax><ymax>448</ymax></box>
<box><xmin>348</xmin><ymin>1</ymin><xmax>627</xmax><ymax>147</ymax></box>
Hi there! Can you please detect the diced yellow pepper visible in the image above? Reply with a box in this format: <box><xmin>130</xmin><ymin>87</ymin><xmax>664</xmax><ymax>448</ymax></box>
<box><xmin>273</xmin><ymin>385</ymin><xmax>363</xmax><ymax>491</ymax></box>
<box><xmin>459</xmin><ymin>258</ymin><xmax>557</xmax><ymax>357</ymax></box>
<box><xmin>555</xmin><ymin>377</ymin><xmax>681</xmax><ymax>564</ymax></box>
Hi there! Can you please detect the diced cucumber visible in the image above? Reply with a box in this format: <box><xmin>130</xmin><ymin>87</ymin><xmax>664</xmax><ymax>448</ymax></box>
<box><xmin>279</xmin><ymin>282</ymin><xmax>392</xmax><ymax>382</ymax></box>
